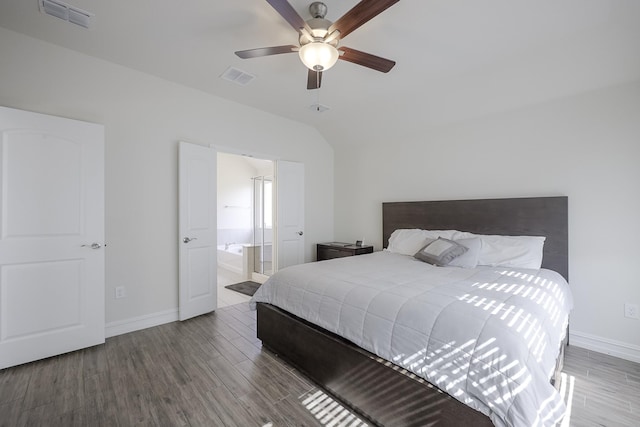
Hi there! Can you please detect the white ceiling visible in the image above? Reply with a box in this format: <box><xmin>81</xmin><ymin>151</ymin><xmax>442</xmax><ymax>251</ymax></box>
<box><xmin>1</xmin><ymin>0</ymin><xmax>639</xmax><ymax>147</ymax></box>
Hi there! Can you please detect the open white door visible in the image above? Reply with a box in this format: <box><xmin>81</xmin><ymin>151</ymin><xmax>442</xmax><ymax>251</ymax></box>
<box><xmin>0</xmin><ymin>106</ymin><xmax>104</xmax><ymax>369</ymax></box>
<box><xmin>178</xmin><ymin>141</ymin><xmax>216</xmax><ymax>321</ymax></box>
<box><xmin>275</xmin><ymin>160</ymin><xmax>305</xmax><ymax>271</ymax></box>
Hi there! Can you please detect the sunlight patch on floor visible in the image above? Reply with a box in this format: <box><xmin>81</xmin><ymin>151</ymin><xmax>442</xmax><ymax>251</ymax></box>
<box><xmin>300</xmin><ymin>389</ymin><xmax>369</xmax><ymax>426</ymax></box>
<box><xmin>558</xmin><ymin>372</ymin><xmax>576</xmax><ymax>427</ymax></box>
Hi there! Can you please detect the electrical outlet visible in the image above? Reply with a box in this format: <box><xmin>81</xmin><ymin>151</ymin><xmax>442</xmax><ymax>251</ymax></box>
<box><xmin>624</xmin><ymin>303</ymin><xmax>639</xmax><ymax>319</ymax></box>
<box><xmin>115</xmin><ymin>286</ymin><xmax>126</xmax><ymax>299</ymax></box>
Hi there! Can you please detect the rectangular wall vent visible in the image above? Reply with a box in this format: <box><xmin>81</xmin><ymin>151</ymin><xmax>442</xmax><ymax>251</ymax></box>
<box><xmin>39</xmin><ymin>0</ymin><xmax>93</xmax><ymax>29</ymax></box>
<box><xmin>220</xmin><ymin>67</ymin><xmax>256</xmax><ymax>86</ymax></box>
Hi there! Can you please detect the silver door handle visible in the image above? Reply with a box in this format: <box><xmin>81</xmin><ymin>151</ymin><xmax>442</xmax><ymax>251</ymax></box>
<box><xmin>297</xmin><ymin>231</ymin><xmax>304</xmax><ymax>236</ymax></box>
<box><xmin>81</xmin><ymin>243</ymin><xmax>102</xmax><ymax>249</ymax></box>
<box><xmin>183</xmin><ymin>237</ymin><xmax>198</xmax><ymax>243</ymax></box>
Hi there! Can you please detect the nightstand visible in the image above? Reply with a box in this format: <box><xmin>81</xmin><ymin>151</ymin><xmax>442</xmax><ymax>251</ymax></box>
<box><xmin>317</xmin><ymin>242</ymin><xmax>374</xmax><ymax>261</ymax></box>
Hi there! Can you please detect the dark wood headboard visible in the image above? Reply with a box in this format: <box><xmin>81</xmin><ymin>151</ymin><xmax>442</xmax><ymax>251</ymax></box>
<box><xmin>382</xmin><ymin>197</ymin><xmax>568</xmax><ymax>280</ymax></box>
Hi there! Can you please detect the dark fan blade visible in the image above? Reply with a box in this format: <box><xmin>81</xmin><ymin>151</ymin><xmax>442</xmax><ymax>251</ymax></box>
<box><xmin>329</xmin><ymin>0</ymin><xmax>400</xmax><ymax>39</ymax></box>
<box><xmin>339</xmin><ymin>46</ymin><xmax>396</xmax><ymax>72</ymax></box>
<box><xmin>307</xmin><ymin>69</ymin><xmax>323</xmax><ymax>90</ymax></box>
<box><xmin>235</xmin><ymin>45</ymin><xmax>297</xmax><ymax>59</ymax></box>
<box><xmin>266</xmin><ymin>0</ymin><xmax>313</xmax><ymax>34</ymax></box>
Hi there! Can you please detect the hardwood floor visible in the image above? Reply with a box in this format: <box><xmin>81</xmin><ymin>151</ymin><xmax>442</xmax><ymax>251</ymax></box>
<box><xmin>1</xmin><ymin>303</ymin><xmax>638</xmax><ymax>426</ymax></box>
<box><xmin>561</xmin><ymin>345</ymin><xmax>640</xmax><ymax>426</ymax></box>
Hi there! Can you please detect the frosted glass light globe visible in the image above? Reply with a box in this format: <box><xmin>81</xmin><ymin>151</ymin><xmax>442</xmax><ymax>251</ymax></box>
<box><xmin>299</xmin><ymin>42</ymin><xmax>339</xmax><ymax>71</ymax></box>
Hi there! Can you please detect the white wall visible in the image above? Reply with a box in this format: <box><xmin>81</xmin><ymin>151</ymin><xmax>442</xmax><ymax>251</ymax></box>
<box><xmin>334</xmin><ymin>80</ymin><xmax>640</xmax><ymax>360</ymax></box>
<box><xmin>0</xmin><ymin>28</ymin><xmax>334</xmax><ymax>326</ymax></box>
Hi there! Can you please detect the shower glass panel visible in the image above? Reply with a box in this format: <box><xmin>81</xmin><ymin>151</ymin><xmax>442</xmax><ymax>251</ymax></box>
<box><xmin>252</xmin><ymin>176</ymin><xmax>273</xmax><ymax>276</ymax></box>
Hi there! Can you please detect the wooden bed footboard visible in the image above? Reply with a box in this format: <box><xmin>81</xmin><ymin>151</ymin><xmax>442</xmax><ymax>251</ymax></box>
<box><xmin>257</xmin><ymin>303</ymin><xmax>494</xmax><ymax>427</ymax></box>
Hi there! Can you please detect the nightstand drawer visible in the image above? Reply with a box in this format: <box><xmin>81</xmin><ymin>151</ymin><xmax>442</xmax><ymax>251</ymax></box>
<box><xmin>318</xmin><ymin>247</ymin><xmax>352</xmax><ymax>260</ymax></box>
<box><xmin>317</xmin><ymin>243</ymin><xmax>374</xmax><ymax>261</ymax></box>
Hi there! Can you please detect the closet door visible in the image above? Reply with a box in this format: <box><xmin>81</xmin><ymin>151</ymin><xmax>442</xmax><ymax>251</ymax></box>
<box><xmin>0</xmin><ymin>106</ymin><xmax>105</xmax><ymax>369</ymax></box>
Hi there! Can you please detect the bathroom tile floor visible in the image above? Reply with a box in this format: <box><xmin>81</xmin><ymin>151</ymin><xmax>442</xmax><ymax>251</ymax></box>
<box><xmin>217</xmin><ymin>267</ymin><xmax>252</xmax><ymax>308</ymax></box>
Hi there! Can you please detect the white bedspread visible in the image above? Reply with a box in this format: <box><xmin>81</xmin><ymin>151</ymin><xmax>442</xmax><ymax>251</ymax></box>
<box><xmin>251</xmin><ymin>251</ymin><xmax>573</xmax><ymax>427</ymax></box>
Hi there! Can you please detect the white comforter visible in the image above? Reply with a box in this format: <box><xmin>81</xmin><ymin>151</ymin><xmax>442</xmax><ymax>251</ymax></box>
<box><xmin>251</xmin><ymin>251</ymin><xmax>573</xmax><ymax>427</ymax></box>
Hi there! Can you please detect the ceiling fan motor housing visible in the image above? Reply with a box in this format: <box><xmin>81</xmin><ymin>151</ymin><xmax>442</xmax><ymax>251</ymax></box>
<box><xmin>297</xmin><ymin>2</ymin><xmax>337</xmax><ymax>47</ymax></box>
<box><xmin>299</xmin><ymin>17</ymin><xmax>337</xmax><ymax>46</ymax></box>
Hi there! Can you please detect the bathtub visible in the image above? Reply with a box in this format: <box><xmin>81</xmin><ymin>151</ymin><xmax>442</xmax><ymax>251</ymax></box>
<box><xmin>217</xmin><ymin>243</ymin><xmax>246</xmax><ymax>276</ymax></box>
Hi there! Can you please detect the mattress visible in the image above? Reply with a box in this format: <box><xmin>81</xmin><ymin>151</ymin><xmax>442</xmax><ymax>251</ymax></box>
<box><xmin>250</xmin><ymin>251</ymin><xmax>573</xmax><ymax>427</ymax></box>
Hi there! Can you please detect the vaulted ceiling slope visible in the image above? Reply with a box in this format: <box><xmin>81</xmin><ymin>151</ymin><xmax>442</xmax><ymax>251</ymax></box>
<box><xmin>1</xmin><ymin>0</ymin><xmax>639</xmax><ymax>147</ymax></box>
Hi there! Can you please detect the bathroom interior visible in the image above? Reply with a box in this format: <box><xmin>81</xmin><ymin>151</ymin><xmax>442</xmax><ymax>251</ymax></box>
<box><xmin>217</xmin><ymin>152</ymin><xmax>274</xmax><ymax>307</ymax></box>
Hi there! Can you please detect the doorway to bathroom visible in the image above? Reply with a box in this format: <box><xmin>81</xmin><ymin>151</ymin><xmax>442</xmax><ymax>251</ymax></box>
<box><xmin>216</xmin><ymin>152</ymin><xmax>274</xmax><ymax>307</ymax></box>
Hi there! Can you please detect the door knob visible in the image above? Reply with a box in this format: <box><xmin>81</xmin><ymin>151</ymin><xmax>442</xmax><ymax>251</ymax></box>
<box><xmin>183</xmin><ymin>237</ymin><xmax>198</xmax><ymax>243</ymax></box>
<box><xmin>81</xmin><ymin>243</ymin><xmax>102</xmax><ymax>249</ymax></box>
<box><xmin>297</xmin><ymin>231</ymin><xmax>304</xmax><ymax>236</ymax></box>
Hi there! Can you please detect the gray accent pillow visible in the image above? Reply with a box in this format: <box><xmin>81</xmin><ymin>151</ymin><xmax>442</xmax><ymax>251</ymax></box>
<box><xmin>414</xmin><ymin>237</ymin><xmax>468</xmax><ymax>266</ymax></box>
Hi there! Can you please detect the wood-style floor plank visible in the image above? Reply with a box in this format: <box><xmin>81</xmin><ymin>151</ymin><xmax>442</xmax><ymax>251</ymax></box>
<box><xmin>1</xmin><ymin>302</ymin><xmax>639</xmax><ymax>426</ymax></box>
<box><xmin>561</xmin><ymin>345</ymin><xmax>640</xmax><ymax>426</ymax></box>
<box><xmin>0</xmin><ymin>363</ymin><xmax>31</xmax><ymax>406</ymax></box>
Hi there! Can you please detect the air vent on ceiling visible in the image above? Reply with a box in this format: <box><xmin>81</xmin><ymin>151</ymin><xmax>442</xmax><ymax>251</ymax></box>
<box><xmin>39</xmin><ymin>0</ymin><xmax>94</xmax><ymax>29</ymax></box>
<box><xmin>220</xmin><ymin>67</ymin><xmax>256</xmax><ymax>86</ymax></box>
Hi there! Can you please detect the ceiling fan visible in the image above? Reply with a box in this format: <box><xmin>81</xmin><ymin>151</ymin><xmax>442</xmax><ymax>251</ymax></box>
<box><xmin>235</xmin><ymin>0</ymin><xmax>400</xmax><ymax>90</ymax></box>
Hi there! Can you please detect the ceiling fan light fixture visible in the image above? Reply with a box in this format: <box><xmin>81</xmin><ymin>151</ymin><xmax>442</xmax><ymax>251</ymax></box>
<box><xmin>299</xmin><ymin>42</ymin><xmax>339</xmax><ymax>71</ymax></box>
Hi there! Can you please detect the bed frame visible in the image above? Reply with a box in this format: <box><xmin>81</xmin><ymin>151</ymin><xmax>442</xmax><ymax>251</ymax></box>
<box><xmin>257</xmin><ymin>196</ymin><xmax>568</xmax><ymax>426</ymax></box>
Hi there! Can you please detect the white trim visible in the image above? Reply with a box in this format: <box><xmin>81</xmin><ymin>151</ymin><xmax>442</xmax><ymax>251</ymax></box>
<box><xmin>570</xmin><ymin>330</ymin><xmax>640</xmax><ymax>363</ymax></box>
<box><xmin>105</xmin><ymin>309</ymin><xmax>179</xmax><ymax>338</ymax></box>
<box><xmin>208</xmin><ymin>142</ymin><xmax>279</xmax><ymax>162</ymax></box>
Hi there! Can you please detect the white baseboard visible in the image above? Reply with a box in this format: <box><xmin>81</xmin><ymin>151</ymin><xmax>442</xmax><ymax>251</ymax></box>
<box><xmin>105</xmin><ymin>308</ymin><xmax>178</xmax><ymax>338</ymax></box>
<box><xmin>570</xmin><ymin>330</ymin><xmax>640</xmax><ymax>363</ymax></box>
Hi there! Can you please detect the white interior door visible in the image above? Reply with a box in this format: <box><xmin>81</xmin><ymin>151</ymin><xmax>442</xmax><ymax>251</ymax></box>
<box><xmin>0</xmin><ymin>106</ymin><xmax>104</xmax><ymax>369</ymax></box>
<box><xmin>275</xmin><ymin>160</ymin><xmax>304</xmax><ymax>271</ymax></box>
<box><xmin>178</xmin><ymin>141</ymin><xmax>216</xmax><ymax>321</ymax></box>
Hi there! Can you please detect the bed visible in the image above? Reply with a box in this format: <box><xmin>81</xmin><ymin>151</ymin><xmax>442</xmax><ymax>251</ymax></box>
<box><xmin>251</xmin><ymin>197</ymin><xmax>571</xmax><ymax>427</ymax></box>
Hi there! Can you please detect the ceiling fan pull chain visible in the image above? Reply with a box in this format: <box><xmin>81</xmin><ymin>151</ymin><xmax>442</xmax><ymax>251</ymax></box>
<box><xmin>316</xmin><ymin>75</ymin><xmax>321</xmax><ymax>111</ymax></box>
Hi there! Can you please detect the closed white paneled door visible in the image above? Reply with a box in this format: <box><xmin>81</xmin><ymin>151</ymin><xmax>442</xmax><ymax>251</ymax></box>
<box><xmin>0</xmin><ymin>106</ymin><xmax>105</xmax><ymax>369</ymax></box>
<box><xmin>178</xmin><ymin>141</ymin><xmax>217</xmax><ymax>321</ymax></box>
<box><xmin>275</xmin><ymin>160</ymin><xmax>304</xmax><ymax>271</ymax></box>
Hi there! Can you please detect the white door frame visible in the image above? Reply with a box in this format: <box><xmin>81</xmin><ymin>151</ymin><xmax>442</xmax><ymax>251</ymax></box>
<box><xmin>178</xmin><ymin>144</ymin><xmax>305</xmax><ymax>317</ymax></box>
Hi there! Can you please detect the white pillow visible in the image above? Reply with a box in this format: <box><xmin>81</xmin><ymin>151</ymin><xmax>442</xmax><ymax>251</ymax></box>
<box><xmin>386</xmin><ymin>229</ymin><xmax>431</xmax><ymax>256</ymax></box>
<box><xmin>448</xmin><ymin>237</ymin><xmax>482</xmax><ymax>268</ymax></box>
<box><xmin>453</xmin><ymin>231</ymin><xmax>546</xmax><ymax>269</ymax></box>
<box><xmin>422</xmin><ymin>229</ymin><xmax>460</xmax><ymax>240</ymax></box>
<box><xmin>387</xmin><ymin>229</ymin><xmax>461</xmax><ymax>256</ymax></box>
